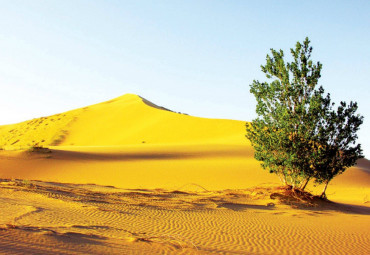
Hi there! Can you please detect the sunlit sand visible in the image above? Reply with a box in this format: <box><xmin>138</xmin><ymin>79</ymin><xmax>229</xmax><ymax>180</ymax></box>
<box><xmin>0</xmin><ymin>94</ymin><xmax>369</xmax><ymax>254</ymax></box>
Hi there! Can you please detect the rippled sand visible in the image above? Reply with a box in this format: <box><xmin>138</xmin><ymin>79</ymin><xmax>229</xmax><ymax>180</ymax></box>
<box><xmin>0</xmin><ymin>180</ymin><xmax>369</xmax><ymax>254</ymax></box>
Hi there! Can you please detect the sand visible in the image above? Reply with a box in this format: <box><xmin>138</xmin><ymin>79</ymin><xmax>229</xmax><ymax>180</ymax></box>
<box><xmin>0</xmin><ymin>94</ymin><xmax>369</xmax><ymax>254</ymax></box>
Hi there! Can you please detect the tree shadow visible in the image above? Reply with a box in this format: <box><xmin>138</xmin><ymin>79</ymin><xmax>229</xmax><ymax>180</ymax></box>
<box><xmin>271</xmin><ymin>192</ymin><xmax>370</xmax><ymax>215</ymax></box>
<box><xmin>316</xmin><ymin>201</ymin><xmax>370</xmax><ymax>215</ymax></box>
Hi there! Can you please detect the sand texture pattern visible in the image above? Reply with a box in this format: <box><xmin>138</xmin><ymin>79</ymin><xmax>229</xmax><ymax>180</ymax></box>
<box><xmin>0</xmin><ymin>180</ymin><xmax>369</xmax><ymax>255</ymax></box>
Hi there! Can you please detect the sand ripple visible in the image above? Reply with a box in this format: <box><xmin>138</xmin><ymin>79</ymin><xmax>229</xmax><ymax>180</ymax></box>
<box><xmin>0</xmin><ymin>180</ymin><xmax>369</xmax><ymax>254</ymax></box>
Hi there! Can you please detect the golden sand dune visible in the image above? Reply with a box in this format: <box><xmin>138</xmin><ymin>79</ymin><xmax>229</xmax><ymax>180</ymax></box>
<box><xmin>0</xmin><ymin>94</ymin><xmax>245</xmax><ymax>148</ymax></box>
<box><xmin>0</xmin><ymin>94</ymin><xmax>261</xmax><ymax>190</ymax></box>
<box><xmin>0</xmin><ymin>94</ymin><xmax>369</xmax><ymax>254</ymax></box>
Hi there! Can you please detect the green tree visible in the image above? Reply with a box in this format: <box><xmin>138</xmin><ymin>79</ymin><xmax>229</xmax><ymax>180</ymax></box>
<box><xmin>311</xmin><ymin>101</ymin><xmax>363</xmax><ymax>197</ymax></box>
<box><xmin>246</xmin><ymin>37</ymin><xmax>363</xmax><ymax>196</ymax></box>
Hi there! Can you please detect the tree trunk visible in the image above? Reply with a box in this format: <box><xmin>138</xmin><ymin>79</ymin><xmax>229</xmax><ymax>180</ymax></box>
<box><xmin>320</xmin><ymin>181</ymin><xmax>329</xmax><ymax>199</ymax></box>
<box><xmin>301</xmin><ymin>177</ymin><xmax>310</xmax><ymax>191</ymax></box>
<box><xmin>280</xmin><ymin>174</ymin><xmax>288</xmax><ymax>186</ymax></box>
<box><xmin>292</xmin><ymin>182</ymin><xmax>297</xmax><ymax>190</ymax></box>
<box><xmin>278</xmin><ymin>176</ymin><xmax>282</xmax><ymax>184</ymax></box>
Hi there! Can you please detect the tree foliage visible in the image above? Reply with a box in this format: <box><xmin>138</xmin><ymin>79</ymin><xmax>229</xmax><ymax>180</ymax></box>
<box><xmin>246</xmin><ymin>37</ymin><xmax>363</xmax><ymax>197</ymax></box>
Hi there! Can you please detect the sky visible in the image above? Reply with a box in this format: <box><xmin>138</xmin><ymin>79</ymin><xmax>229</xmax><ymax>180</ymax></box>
<box><xmin>0</xmin><ymin>0</ymin><xmax>369</xmax><ymax>157</ymax></box>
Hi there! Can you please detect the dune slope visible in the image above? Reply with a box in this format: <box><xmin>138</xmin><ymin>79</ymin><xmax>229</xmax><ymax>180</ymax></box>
<box><xmin>0</xmin><ymin>94</ymin><xmax>246</xmax><ymax>148</ymax></box>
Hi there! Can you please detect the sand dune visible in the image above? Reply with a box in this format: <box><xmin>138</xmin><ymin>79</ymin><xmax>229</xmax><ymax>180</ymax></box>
<box><xmin>0</xmin><ymin>94</ymin><xmax>246</xmax><ymax>148</ymax></box>
<box><xmin>0</xmin><ymin>94</ymin><xmax>369</xmax><ymax>254</ymax></box>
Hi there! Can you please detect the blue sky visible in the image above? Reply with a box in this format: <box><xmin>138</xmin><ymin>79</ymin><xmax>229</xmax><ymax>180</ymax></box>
<box><xmin>0</xmin><ymin>0</ymin><xmax>369</xmax><ymax>157</ymax></box>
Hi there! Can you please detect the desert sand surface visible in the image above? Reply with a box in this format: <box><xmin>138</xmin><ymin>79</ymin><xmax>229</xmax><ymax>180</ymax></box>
<box><xmin>0</xmin><ymin>94</ymin><xmax>369</xmax><ymax>254</ymax></box>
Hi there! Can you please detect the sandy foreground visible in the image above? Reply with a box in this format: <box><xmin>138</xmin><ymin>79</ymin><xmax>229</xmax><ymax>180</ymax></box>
<box><xmin>0</xmin><ymin>94</ymin><xmax>369</xmax><ymax>254</ymax></box>
<box><xmin>0</xmin><ymin>179</ymin><xmax>369</xmax><ymax>255</ymax></box>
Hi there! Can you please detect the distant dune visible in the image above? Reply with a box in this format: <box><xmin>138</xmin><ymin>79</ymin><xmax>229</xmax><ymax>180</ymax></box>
<box><xmin>0</xmin><ymin>94</ymin><xmax>246</xmax><ymax>148</ymax></box>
